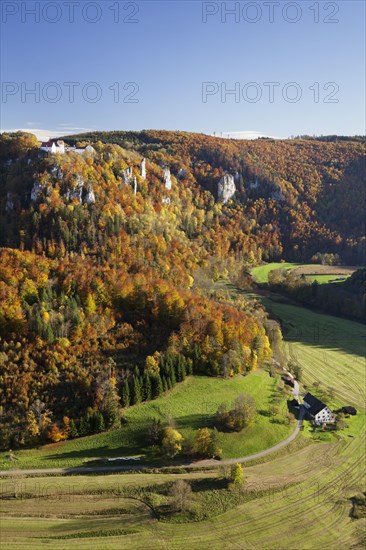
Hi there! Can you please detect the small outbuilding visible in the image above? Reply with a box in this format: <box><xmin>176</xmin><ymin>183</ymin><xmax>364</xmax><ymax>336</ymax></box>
<box><xmin>341</xmin><ymin>406</ymin><xmax>357</xmax><ymax>416</ymax></box>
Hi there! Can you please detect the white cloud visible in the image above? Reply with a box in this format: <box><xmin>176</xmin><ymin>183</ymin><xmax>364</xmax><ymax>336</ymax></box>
<box><xmin>0</xmin><ymin>127</ymin><xmax>92</xmax><ymax>141</ymax></box>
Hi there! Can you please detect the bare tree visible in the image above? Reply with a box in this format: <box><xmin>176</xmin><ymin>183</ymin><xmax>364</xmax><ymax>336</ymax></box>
<box><xmin>169</xmin><ymin>480</ymin><xmax>192</xmax><ymax>512</ymax></box>
<box><xmin>7</xmin><ymin>470</ymin><xmax>25</xmax><ymax>499</ymax></box>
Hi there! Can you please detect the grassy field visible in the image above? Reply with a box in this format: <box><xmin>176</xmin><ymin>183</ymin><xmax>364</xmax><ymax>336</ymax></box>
<box><xmin>251</xmin><ymin>262</ymin><xmax>300</xmax><ymax>283</ymax></box>
<box><xmin>259</xmin><ymin>296</ymin><xmax>366</xmax><ymax>410</ymax></box>
<box><xmin>252</xmin><ymin>262</ymin><xmax>357</xmax><ymax>284</ymax></box>
<box><xmin>0</xmin><ymin>373</ymin><xmax>293</xmax><ymax>471</ymax></box>
<box><xmin>303</xmin><ymin>274</ymin><xmax>347</xmax><ymax>284</ymax></box>
<box><xmin>1</xmin><ymin>288</ymin><xmax>365</xmax><ymax>549</ymax></box>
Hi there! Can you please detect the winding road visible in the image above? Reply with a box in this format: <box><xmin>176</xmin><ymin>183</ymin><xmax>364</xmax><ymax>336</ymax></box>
<box><xmin>0</xmin><ymin>407</ymin><xmax>305</xmax><ymax>477</ymax></box>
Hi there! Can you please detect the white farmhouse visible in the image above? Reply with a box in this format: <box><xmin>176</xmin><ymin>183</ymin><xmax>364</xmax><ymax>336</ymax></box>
<box><xmin>303</xmin><ymin>392</ymin><xmax>334</xmax><ymax>425</ymax></box>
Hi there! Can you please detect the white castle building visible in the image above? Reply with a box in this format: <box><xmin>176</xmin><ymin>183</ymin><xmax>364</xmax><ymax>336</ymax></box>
<box><xmin>40</xmin><ymin>140</ymin><xmax>95</xmax><ymax>156</ymax></box>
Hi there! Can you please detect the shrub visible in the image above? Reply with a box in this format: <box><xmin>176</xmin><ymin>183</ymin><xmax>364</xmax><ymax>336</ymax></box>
<box><xmin>216</xmin><ymin>394</ymin><xmax>257</xmax><ymax>432</ymax></box>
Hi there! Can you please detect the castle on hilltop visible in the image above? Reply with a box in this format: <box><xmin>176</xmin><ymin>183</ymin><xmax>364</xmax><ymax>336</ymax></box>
<box><xmin>40</xmin><ymin>140</ymin><xmax>95</xmax><ymax>156</ymax></box>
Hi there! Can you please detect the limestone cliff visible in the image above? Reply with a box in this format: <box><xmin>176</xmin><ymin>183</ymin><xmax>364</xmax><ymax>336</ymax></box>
<box><xmin>218</xmin><ymin>174</ymin><xmax>236</xmax><ymax>203</ymax></box>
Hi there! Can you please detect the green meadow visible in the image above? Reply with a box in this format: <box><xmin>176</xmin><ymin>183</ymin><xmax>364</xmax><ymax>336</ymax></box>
<box><xmin>0</xmin><ymin>372</ymin><xmax>293</xmax><ymax>471</ymax></box>
<box><xmin>251</xmin><ymin>262</ymin><xmax>300</xmax><ymax>283</ymax></box>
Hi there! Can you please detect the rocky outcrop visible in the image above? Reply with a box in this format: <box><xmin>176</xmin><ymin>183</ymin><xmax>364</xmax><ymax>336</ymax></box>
<box><xmin>122</xmin><ymin>167</ymin><xmax>133</xmax><ymax>185</ymax></box>
<box><xmin>164</xmin><ymin>167</ymin><xmax>172</xmax><ymax>190</ymax></box>
<box><xmin>50</xmin><ymin>165</ymin><xmax>64</xmax><ymax>180</ymax></box>
<box><xmin>5</xmin><ymin>192</ymin><xmax>14</xmax><ymax>212</ymax></box>
<box><xmin>250</xmin><ymin>179</ymin><xmax>259</xmax><ymax>190</ymax></box>
<box><xmin>218</xmin><ymin>174</ymin><xmax>236</xmax><ymax>204</ymax></box>
<box><xmin>31</xmin><ymin>182</ymin><xmax>43</xmax><ymax>202</ymax></box>
<box><xmin>68</xmin><ymin>174</ymin><xmax>84</xmax><ymax>203</ymax></box>
<box><xmin>140</xmin><ymin>158</ymin><xmax>146</xmax><ymax>180</ymax></box>
<box><xmin>85</xmin><ymin>185</ymin><xmax>96</xmax><ymax>205</ymax></box>
<box><xmin>178</xmin><ymin>168</ymin><xmax>187</xmax><ymax>180</ymax></box>
<box><xmin>133</xmin><ymin>177</ymin><xmax>137</xmax><ymax>195</ymax></box>
<box><xmin>162</xmin><ymin>196</ymin><xmax>171</xmax><ymax>205</ymax></box>
<box><xmin>271</xmin><ymin>186</ymin><xmax>284</xmax><ymax>202</ymax></box>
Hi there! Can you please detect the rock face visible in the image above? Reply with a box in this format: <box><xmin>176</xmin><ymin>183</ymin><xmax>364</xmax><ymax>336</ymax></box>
<box><xmin>140</xmin><ymin>158</ymin><xmax>146</xmax><ymax>180</ymax></box>
<box><xmin>271</xmin><ymin>186</ymin><xmax>284</xmax><ymax>202</ymax></box>
<box><xmin>133</xmin><ymin>177</ymin><xmax>137</xmax><ymax>195</ymax></box>
<box><xmin>85</xmin><ymin>185</ymin><xmax>96</xmax><ymax>205</ymax></box>
<box><xmin>31</xmin><ymin>182</ymin><xmax>43</xmax><ymax>202</ymax></box>
<box><xmin>218</xmin><ymin>174</ymin><xmax>236</xmax><ymax>204</ymax></box>
<box><xmin>162</xmin><ymin>196</ymin><xmax>171</xmax><ymax>205</ymax></box>
<box><xmin>122</xmin><ymin>167</ymin><xmax>133</xmax><ymax>185</ymax></box>
<box><xmin>5</xmin><ymin>192</ymin><xmax>14</xmax><ymax>212</ymax></box>
<box><xmin>50</xmin><ymin>165</ymin><xmax>63</xmax><ymax>179</ymax></box>
<box><xmin>163</xmin><ymin>167</ymin><xmax>172</xmax><ymax>190</ymax></box>
<box><xmin>69</xmin><ymin>174</ymin><xmax>84</xmax><ymax>203</ymax></box>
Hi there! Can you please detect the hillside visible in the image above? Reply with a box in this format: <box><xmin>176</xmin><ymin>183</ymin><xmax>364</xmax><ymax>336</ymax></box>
<box><xmin>0</xmin><ymin>132</ymin><xmax>272</xmax><ymax>450</ymax></box>
<box><xmin>62</xmin><ymin>130</ymin><xmax>366</xmax><ymax>264</ymax></box>
<box><xmin>0</xmin><ymin>130</ymin><xmax>365</xmax><ymax>450</ymax></box>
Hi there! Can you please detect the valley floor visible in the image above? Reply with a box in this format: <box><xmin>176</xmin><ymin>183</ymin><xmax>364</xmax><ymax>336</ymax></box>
<box><xmin>1</xmin><ymin>287</ymin><xmax>365</xmax><ymax>549</ymax></box>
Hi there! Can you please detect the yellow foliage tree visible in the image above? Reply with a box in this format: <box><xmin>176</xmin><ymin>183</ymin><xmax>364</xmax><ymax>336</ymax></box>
<box><xmin>145</xmin><ymin>353</ymin><xmax>160</xmax><ymax>375</ymax></box>
<box><xmin>162</xmin><ymin>427</ymin><xmax>183</xmax><ymax>458</ymax></box>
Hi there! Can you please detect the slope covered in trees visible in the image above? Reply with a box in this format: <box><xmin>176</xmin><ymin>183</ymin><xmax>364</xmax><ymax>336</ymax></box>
<box><xmin>0</xmin><ymin>130</ymin><xmax>364</xmax><ymax>449</ymax></box>
<box><xmin>63</xmin><ymin>130</ymin><xmax>366</xmax><ymax>264</ymax></box>
<box><xmin>0</xmin><ymin>132</ymin><xmax>272</xmax><ymax>449</ymax></box>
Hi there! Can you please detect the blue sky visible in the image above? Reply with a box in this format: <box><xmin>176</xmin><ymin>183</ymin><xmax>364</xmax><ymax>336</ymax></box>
<box><xmin>0</xmin><ymin>0</ymin><xmax>365</xmax><ymax>138</ymax></box>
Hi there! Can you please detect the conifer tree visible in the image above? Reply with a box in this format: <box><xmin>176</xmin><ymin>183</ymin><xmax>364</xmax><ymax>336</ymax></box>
<box><xmin>121</xmin><ymin>379</ymin><xmax>130</xmax><ymax>408</ymax></box>
<box><xmin>102</xmin><ymin>390</ymin><xmax>120</xmax><ymax>428</ymax></box>
<box><xmin>170</xmin><ymin>368</ymin><xmax>176</xmax><ymax>387</ymax></box>
<box><xmin>143</xmin><ymin>372</ymin><xmax>152</xmax><ymax>401</ymax></box>
<box><xmin>94</xmin><ymin>411</ymin><xmax>105</xmax><ymax>432</ymax></box>
<box><xmin>69</xmin><ymin>419</ymin><xmax>79</xmax><ymax>439</ymax></box>
<box><xmin>151</xmin><ymin>374</ymin><xmax>163</xmax><ymax>398</ymax></box>
<box><xmin>131</xmin><ymin>375</ymin><xmax>142</xmax><ymax>405</ymax></box>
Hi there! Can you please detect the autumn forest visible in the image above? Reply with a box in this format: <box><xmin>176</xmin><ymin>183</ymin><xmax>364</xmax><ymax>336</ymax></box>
<box><xmin>0</xmin><ymin>130</ymin><xmax>364</xmax><ymax>449</ymax></box>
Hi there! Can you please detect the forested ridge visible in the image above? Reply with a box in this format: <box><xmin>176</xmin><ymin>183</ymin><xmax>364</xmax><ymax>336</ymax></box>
<box><xmin>0</xmin><ymin>130</ymin><xmax>364</xmax><ymax>449</ymax></box>
<box><xmin>64</xmin><ymin>130</ymin><xmax>366</xmax><ymax>264</ymax></box>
